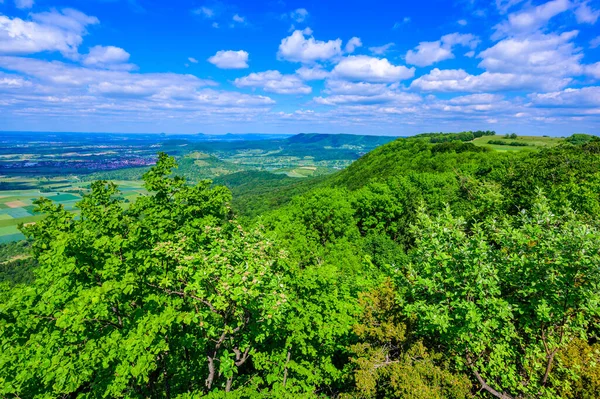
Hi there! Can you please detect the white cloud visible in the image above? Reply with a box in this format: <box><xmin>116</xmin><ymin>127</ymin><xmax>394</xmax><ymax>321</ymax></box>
<box><xmin>591</xmin><ymin>36</ymin><xmax>600</xmax><ymax>48</ymax></box>
<box><xmin>495</xmin><ymin>0</ymin><xmax>526</xmax><ymax>14</ymax></box>
<box><xmin>406</xmin><ymin>42</ymin><xmax>452</xmax><ymax>67</ymax></box>
<box><xmin>345</xmin><ymin>37</ymin><xmax>362</xmax><ymax>53</ymax></box>
<box><xmin>296</xmin><ymin>65</ymin><xmax>329</xmax><ymax>80</ymax></box>
<box><xmin>314</xmin><ymin>92</ymin><xmax>420</xmax><ymax>106</ymax></box>
<box><xmin>405</xmin><ymin>33</ymin><xmax>479</xmax><ymax>67</ymax></box>
<box><xmin>212</xmin><ymin>22</ymin><xmax>219</xmax><ymax>28</ymax></box>
<box><xmin>83</xmin><ymin>46</ymin><xmax>135</xmax><ymax>70</ymax></box>
<box><xmin>447</xmin><ymin>93</ymin><xmax>505</xmax><ymax>105</ymax></box>
<box><xmin>14</xmin><ymin>0</ymin><xmax>34</xmax><ymax>9</ymax></box>
<box><xmin>315</xmin><ymin>81</ymin><xmax>421</xmax><ymax>106</ymax></box>
<box><xmin>478</xmin><ymin>31</ymin><xmax>583</xmax><ymax>77</ymax></box>
<box><xmin>193</xmin><ymin>7</ymin><xmax>215</xmax><ymax>18</ymax></box>
<box><xmin>208</xmin><ymin>50</ymin><xmax>249</xmax><ymax>69</ymax></box>
<box><xmin>290</xmin><ymin>8</ymin><xmax>309</xmax><ymax>23</ymax></box>
<box><xmin>332</xmin><ymin>55</ymin><xmax>415</xmax><ymax>82</ymax></box>
<box><xmin>465</xmin><ymin>50</ymin><xmax>475</xmax><ymax>57</ymax></box>
<box><xmin>393</xmin><ymin>17</ymin><xmax>410</xmax><ymax>29</ymax></box>
<box><xmin>369</xmin><ymin>42</ymin><xmax>394</xmax><ymax>55</ymax></box>
<box><xmin>325</xmin><ymin>80</ymin><xmax>390</xmax><ymax>96</ymax></box>
<box><xmin>586</xmin><ymin>62</ymin><xmax>600</xmax><ymax>79</ymax></box>
<box><xmin>234</xmin><ymin>70</ymin><xmax>311</xmax><ymax>94</ymax></box>
<box><xmin>232</xmin><ymin>14</ymin><xmax>245</xmax><ymax>23</ymax></box>
<box><xmin>493</xmin><ymin>0</ymin><xmax>571</xmax><ymax>38</ymax></box>
<box><xmin>188</xmin><ymin>57</ymin><xmax>198</xmax><ymax>63</ymax></box>
<box><xmin>278</xmin><ymin>28</ymin><xmax>342</xmax><ymax>63</ymax></box>
<box><xmin>575</xmin><ymin>1</ymin><xmax>600</xmax><ymax>24</ymax></box>
<box><xmin>529</xmin><ymin>86</ymin><xmax>600</xmax><ymax>107</ymax></box>
<box><xmin>0</xmin><ymin>56</ymin><xmax>275</xmax><ymax>123</ymax></box>
<box><xmin>0</xmin><ymin>9</ymin><xmax>99</xmax><ymax>59</ymax></box>
<box><xmin>458</xmin><ymin>19</ymin><xmax>467</xmax><ymax>26</ymax></box>
<box><xmin>410</xmin><ymin>68</ymin><xmax>571</xmax><ymax>92</ymax></box>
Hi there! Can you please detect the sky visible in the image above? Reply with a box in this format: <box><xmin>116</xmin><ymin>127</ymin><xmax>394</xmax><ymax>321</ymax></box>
<box><xmin>0</xmin><ymin>0</ymin><xmax>599</xmax><ymax>136</ymax></box>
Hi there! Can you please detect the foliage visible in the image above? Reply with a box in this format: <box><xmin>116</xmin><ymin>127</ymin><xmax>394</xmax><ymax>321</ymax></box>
<box><xmin>0</xmin><ymin>153</ymin><xmax>288</xmax><ymax>397</ymax></box>
<box><xmin>0</xmin><ymin>241</ymin><xmax>36</xmax><ymax>285</ymax></box>
<box><xmin>345</xmin><ymin>279</ymin><xmax>471</xmax><ymax>399</ymax></box>
<box><xmin>488</xmin><ymin>140</ymin><xmax>530</xmax><ymax>147</ymax></box>
<box><xmin>401</xmin><ymin>195</ymin><xmax>600</xmax><ymax>398</ymax></box>
<box><xmin>2</xmin><ymin>132</ymin><xmax>600</xmax><ymax>398</ymax></box>
<box><xmin>564</xmin><ymin>133</ymin><xmax>599</xmax><ymax>146</ymax></box>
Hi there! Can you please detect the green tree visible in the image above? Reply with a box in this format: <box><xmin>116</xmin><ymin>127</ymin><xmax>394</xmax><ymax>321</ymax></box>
<box><xmin>0</xmin><ymin>153</ymin><xmax>287</xmax><ymax>397</ymax></box>
<box><xmin>345</xmin><ymin>279</ymin><xmax>471</xmax><ymax>399</ymax></box>
<box><xmin>402</xmin><ymin>194</ymin><xmax>600</xmax><ymax>398</ymax></box>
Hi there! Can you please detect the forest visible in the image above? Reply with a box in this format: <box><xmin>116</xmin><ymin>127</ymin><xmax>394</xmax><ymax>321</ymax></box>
<box><xmin>1</xmin><ymin>133</ymin><xmax>600</xmax><ymax>398</ymax></box>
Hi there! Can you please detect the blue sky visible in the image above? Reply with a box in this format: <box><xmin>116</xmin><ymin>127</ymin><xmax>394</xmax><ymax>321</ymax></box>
<box><xmin>0</xmin><ymin>0</ymin><xmax>599</xmax><ymax>136</ymax></box>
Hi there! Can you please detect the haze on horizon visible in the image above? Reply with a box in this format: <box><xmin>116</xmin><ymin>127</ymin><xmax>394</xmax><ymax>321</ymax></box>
<box><xmin>0</xmin><ymin>0</ymin><xmax>599</xmax><ymax>136</ymax></box>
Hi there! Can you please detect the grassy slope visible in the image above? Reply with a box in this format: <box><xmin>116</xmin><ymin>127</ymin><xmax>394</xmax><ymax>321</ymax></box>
<box><xmin>472</xmin><ymin>135</ymin><xmax>563</xmax><ymax>151</ymax></box>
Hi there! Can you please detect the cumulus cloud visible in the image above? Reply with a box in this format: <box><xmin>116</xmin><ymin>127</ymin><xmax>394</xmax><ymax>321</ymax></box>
<box><xmin>208</xmin><ymin>50</ymin><xmax>249</xmax><ymax>69</ymax></box>
<box><xmin>458</xmin><ymin>19</ymin><xmax>468</xmax><ymax>26</ymax></box>
<box><xmin>315</xmin><ymin>80</ymin><xmax>421</xmax><ymax>106</ymax></box>
<box><xmin>83</xmin><ymin>45</ymin><xmax>136</xmax><ymax>70</ymax></box>
<box><xmin>410</xmin><ymin>68</ymin><xmax>572</xmax><ymax>92</ymax></box>
<box><xmin>493</xmin><ymin>0</ymin><xmax>571</xmax><ymax>38</ymax></box>
<box><xmin>290</xmin><ymin>8</ymin><xmax>309</xmax><ymax>23</ymax></box>
<box><xmin>325</xmin><ymin>80</ymin><xmax>390</xmax><ymax>96</ymax></box>
<box><xmin>369</xmin><ymin>42</ymin><xmax>394</xmax><ymax>55</ymax></box>
<box><xmin>188</xmin><ymin>57</ymin><xmax>198</xmax><ymax>63</ymax></box>
<box><xmin>586</xmin><ymin>62</ymin><xmax>600</xmax><ymax>79</ymax></box>
<box><xmin>405</xmin><ymin>33</ymin><xmax>479</xmax><ymax>67</ymax></box>
<box><xmin>591</xmin><ymin>36</ymin><xmax>600</xmax><ymax>48</ymax></box>
<box><xmin>332</xmin><ymin>55</ymin><xmax>415</xmax><ymax>82</ymax></box>
<box><xmin>478</xmin><ymin>31</ymin><xmax>583</xmax><ymax>77</ymax></box>
<box><xmin>0</xmin><ymin>9</ymin><xmax>99</xmax><ymax>59</ymax></box>
<box><xmin>529</xmin><ymin>86</ymin><xmax>600</xmax><ymax>107</ymax></box>
<box><xmin>345</xmin><ymin>37</ymin><xmax>362</xmax><ymax>53</ymax></box>
<box><xmin>278</xmin><ymin>28</ymin><xmax>343</xmax><ymax>63</ymax></box>
<box><xmin>234</xmin><ymin>70</ymin><xmax>312</xmax><ymax>94</ymax></box>
<box><xmin>447</xmin><ymin>93</ymin><xmax>505</xmax><ymax>105</ymax></box>
<box><xmin>296</xmin><ymin>65</ymin><xmax>329</xmax><ymax>80</ymax></box>
<box><xmin>0</xmin><ymin>55</ymin><xmax>275</xmax><ymax>124</ymax></box>
<box><xmin>232</xmin><ymin>14</ymin><xmax>245</xmax><ymax>24</ymax></box>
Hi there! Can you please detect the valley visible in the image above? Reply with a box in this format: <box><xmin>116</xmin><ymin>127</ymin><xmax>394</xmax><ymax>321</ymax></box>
<box><xmin>0</xmin><ymin>131</ymin><xmax>396</xmax><ymax>242</ymax></box>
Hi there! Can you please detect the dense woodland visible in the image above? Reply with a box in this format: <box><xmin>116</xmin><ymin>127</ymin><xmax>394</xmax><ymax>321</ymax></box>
<box><xmin>1</xmin><ymin>133</ymin><xmax>600</xmax><ymax>398</ymax></box>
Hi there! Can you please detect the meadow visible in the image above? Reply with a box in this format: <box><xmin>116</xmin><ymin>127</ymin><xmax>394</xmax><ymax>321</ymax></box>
<box><xmin>472</xmin><ymin>134</ymin><xmax>564</xmax><ymax>151</ymax></box>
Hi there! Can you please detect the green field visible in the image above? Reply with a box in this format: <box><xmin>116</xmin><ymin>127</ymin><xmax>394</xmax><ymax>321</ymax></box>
<box><xmin>473</xmin><ymin>135</ymin><xmax>563</xmax><ymax>151</ymax></box>
<box><xmin>0</xmin><ymin>179</ymin><xmax>147</xmax><ymax>243</ymax></box>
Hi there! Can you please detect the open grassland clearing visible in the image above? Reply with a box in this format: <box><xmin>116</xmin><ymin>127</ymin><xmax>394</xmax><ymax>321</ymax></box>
<box><xmin>473</xmin><ymin>135</ymin><xmax>563</xmax><ymax>151</ymax></box>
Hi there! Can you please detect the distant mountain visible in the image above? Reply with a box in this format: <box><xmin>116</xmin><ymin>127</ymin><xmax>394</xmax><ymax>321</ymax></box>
<box><xmin>286</xmin><ymin>133</ymin><xmax>397</xmax><ymax>148</ymax></box>
<box><xmin>188</xmin><ymin>133</ymin><xmax>293</xmax><ymax>141</ymax></box>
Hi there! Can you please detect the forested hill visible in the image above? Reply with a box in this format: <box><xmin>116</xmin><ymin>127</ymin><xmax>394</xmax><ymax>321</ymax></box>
<box><xmin>285</xmin><ymin>133</ymin><xmax>397</xmax><ymax>148</ymax></box>
<box><xmin>1</xmin><ymin>134</ymin><xmax>600</xmax><ymax>398</ymax></box>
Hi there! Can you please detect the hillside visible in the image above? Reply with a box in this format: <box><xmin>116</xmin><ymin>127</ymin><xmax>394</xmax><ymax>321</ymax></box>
<box><xmin>2</xmin><ymin>134</ymin><xmax>600</xmax><ymax>398</ymax></box>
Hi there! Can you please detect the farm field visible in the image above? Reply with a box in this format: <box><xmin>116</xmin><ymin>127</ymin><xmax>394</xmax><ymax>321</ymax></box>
<box><xmin>0</xmin><ymin>180</ymin><xmax>147</xmax><ymax>243</ymax></box>
<box><xmin>0</xmin><ymin>132</ymin><xmax>399</xmax><ymax>242</ymax></box>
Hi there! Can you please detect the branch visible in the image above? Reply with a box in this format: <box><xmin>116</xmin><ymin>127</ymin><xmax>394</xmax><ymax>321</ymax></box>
<box><xmin>145</xmin><ymin>282</ymin><xmax>220</xmax><ymax>314</ymax></box>
<box><xmin>466</xmin><ymin>354</ymin><xmax>514</xmax><ymax>399</ymax></box>
<box><xmin>233</xmin><ymin>347</ymin><xmax>251</xmax><ymax>367</ymax></box>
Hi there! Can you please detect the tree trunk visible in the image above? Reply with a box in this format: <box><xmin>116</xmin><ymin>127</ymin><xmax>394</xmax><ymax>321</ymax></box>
<box><xmin>205</xmin><ymin>355</ymin><xmax>215</xmax><ymax>390</ymax></box>
<box><xmin>283</xmin><ymin>348</ymin><xmax>292</xmax><ymax>388</ymax></box>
